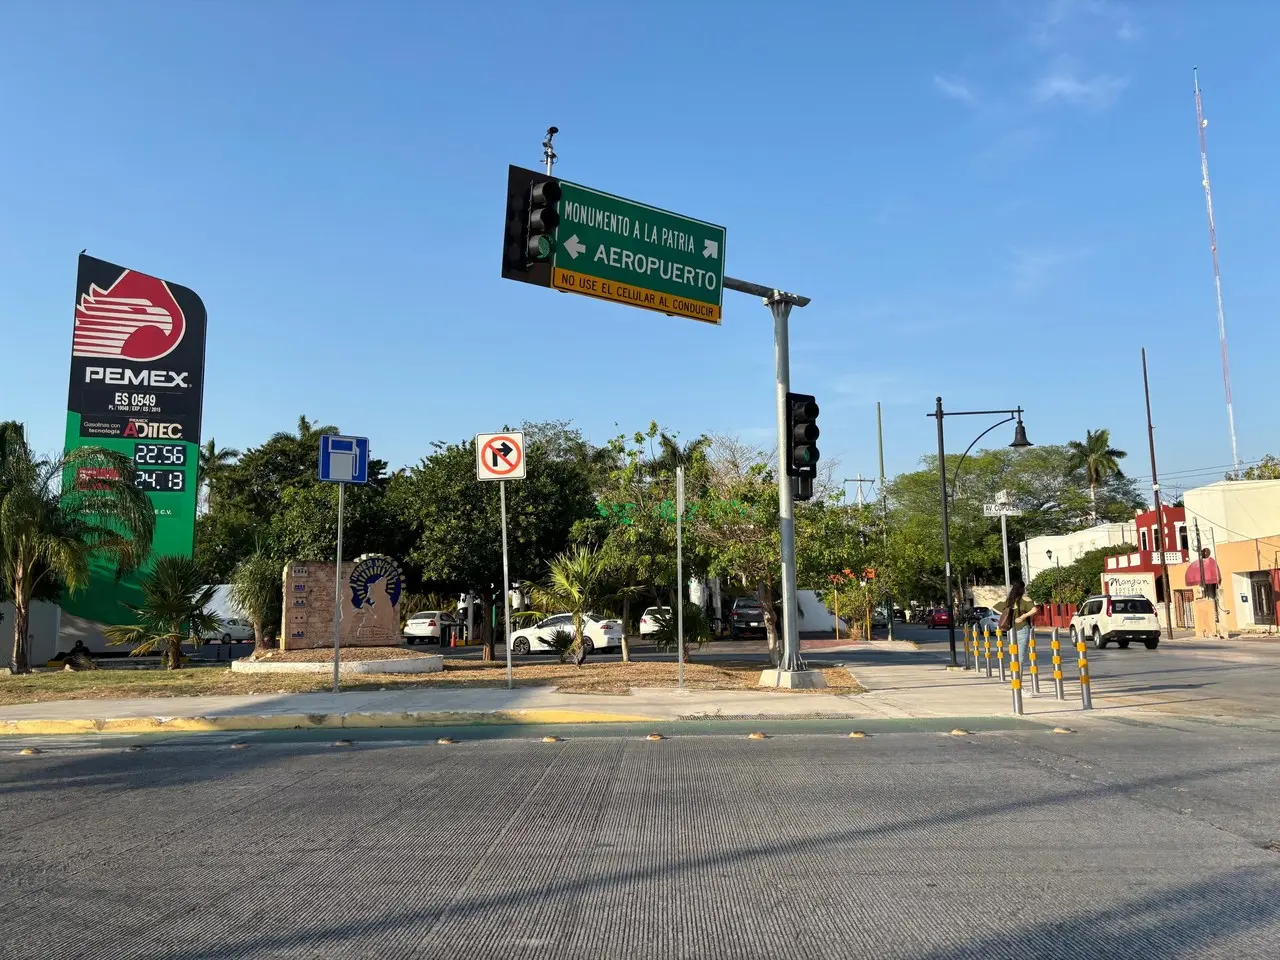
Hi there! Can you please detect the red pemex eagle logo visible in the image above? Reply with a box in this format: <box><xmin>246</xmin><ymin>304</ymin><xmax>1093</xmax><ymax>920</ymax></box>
<box><xmin>72</xmin><ymin>270</ymin><xmax>186</xmax><ymax>362</ymax></box>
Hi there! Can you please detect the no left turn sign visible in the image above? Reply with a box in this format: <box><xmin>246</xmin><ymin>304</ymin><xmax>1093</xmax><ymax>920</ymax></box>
<box><xmin>476</xmin><ymin>432</ymin><xmax>526</xmax><ymax>481</ymax></box>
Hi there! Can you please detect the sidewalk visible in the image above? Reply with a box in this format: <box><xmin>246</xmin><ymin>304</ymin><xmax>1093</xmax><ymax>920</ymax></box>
<box><xmin>0</xmin><ymin>644</ymin><xmax>1105</xmax><ymax>735</ymax></box>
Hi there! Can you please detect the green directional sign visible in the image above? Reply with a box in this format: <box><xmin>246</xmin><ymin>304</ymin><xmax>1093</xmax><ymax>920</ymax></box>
<box><xmin>501</xmin><ymin>165</ymin><xmax>727</xmax><ymax>325</ymax></box>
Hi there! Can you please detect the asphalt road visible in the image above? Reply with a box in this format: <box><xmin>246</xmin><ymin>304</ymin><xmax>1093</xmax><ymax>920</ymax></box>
<box><xmin>3</xmin><ymin>719</ymin><xmax>1278</xmax><ymax>959</ymax></box>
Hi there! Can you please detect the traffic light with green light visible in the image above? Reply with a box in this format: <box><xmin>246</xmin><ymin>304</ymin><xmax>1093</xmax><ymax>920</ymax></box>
<box><xmin>786</xmin><ymin>392</ymin><xmax>820</xmax><ymax>500</ymax></box>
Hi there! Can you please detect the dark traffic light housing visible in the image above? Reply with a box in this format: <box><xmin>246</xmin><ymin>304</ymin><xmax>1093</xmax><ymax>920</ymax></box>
<box><xmin>502</xmin><ymin>165</ymin><xmax>562</xmax><ymax>284</ymax></box>
<box><xmin>786</xmin><ymin>392</ymin><xmax>819</xmax><ymax>501</ymax></box>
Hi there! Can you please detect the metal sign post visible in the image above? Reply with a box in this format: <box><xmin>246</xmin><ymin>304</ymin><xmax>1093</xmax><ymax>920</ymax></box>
<box><xmin>332</xmin><ymin>482</ymin><xmax>344</xmax><ymax>693</ymax></box>
<box><xmin>318</xmin><ymin>435</ymin><xmax>370</xmax><ymax>695</ymax></box>
<box><xmin>676</xmin><ymin>465</ymin><xmax>685</xmax><ymax>688</ymax></box>
<box><xmin>477</xmin><ymin>432</ymin><xmax>526</xmax><ymax>690</ymax></box>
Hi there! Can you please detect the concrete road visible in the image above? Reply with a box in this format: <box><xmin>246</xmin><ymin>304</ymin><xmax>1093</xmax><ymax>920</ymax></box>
<box><xmin>3</xmin><ymin>719</ymin><xmax>1278</xmax><ymax>959</ymax></box>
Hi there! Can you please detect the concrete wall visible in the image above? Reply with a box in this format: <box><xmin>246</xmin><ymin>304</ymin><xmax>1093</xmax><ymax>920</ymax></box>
<box><xmin>2</xmin><ymin>600</ymin><xmax>62</xmax><ymax>666</ymax></box>
<box><xmin>1184</xmin><ymin>479</ymin><xmax>1280</xmax><ymax>548</ymax></box>
<box><xmin>1021</xmin><ymin>521</ymin><xmax>1136</xmax><ymax>583</ymax></box>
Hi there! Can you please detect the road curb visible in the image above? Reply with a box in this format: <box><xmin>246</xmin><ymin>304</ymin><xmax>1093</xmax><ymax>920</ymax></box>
<box><xmin>0</xmin><ymin>707</ymin><xmax>666</xmax><ymax>737</ymax></box>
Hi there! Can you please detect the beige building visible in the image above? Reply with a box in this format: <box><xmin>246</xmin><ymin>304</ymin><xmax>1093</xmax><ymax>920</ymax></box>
<box><xmin>1182</xmin><ymin>478</ymin><xmax>1280</xmax><ymax>552</ymax></box>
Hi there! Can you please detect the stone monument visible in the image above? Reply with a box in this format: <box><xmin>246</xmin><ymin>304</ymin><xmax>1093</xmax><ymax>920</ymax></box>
<box><xmin>279</xmin><ymin>553</ymin><xmax>404</xmax><ymax>650</ymax></box>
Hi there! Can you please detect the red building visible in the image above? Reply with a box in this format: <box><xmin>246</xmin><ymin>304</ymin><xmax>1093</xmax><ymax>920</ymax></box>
<box><xmin>1101</xmin><ymin>506</ymin><xmax>1190</xmax><ymax>613</ymax></box>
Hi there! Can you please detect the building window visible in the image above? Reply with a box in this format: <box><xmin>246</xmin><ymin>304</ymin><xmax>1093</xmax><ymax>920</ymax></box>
<box><xmin>1179</xmin><ymin>525</ymin><xmax>1189</xmax><ymax>551</ymax></box>
<box><xmin>1141</xmin><ymin>529</ymin><xmax>1149</xmax><ymax>551</ymax></box>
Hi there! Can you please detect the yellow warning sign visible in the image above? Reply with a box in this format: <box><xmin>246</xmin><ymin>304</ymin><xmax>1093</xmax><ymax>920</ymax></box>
<box><xmin>552</xmin><ymin>268</ymin><xmax>721</xmax><ymax>325</ymax></box>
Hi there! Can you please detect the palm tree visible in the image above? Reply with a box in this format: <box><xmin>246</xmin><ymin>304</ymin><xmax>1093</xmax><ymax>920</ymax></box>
<box><xmin>228</xmin><ymin>546</ymin><xmax>283</xmax><ymax>652</ymax></box>
<box><xmin>523</xmin><ymin>545</ymin><xmax>612</xmax><ymax>666</ymax></box>
<box><xmin>271</xmin><ymin>414</ymin><xmax>337</xmax><ymax>447</ymax></box>
<box><xmin>645</xmin><ymin>432</ymin><xmax>710</xmax><ymax>477</ymax></box>
<box><xmin>0</xmin><ymin>425</ymin><xmax>155</xmax><ymax>673</ymax></box>
<box><xmin>197</xmin><ymin>439</ymin><xmax>240</xmax><ymax>511</ymax></box>
<box><xmin>105</xmin><ymin>555</ymin><xmax>220</xmax><ymax>669</ymax></box>
<box><xmin>1065</xmin><ymin>428</ymin><xmax>1127</xmax><ymax>524</ymax></box>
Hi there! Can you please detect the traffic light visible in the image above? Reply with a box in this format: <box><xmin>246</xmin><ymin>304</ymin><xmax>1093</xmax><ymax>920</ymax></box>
<box><xmin>526</xmin><ymin>180</ymin><xmax>561</xmax><ymax>262</ymax></box>
<box><xmin>786</xmin><ymin>392</ymin><xmax>820</xmax><ymax>478</ymax></box>
<box><xmin>502</xmin><ymin>166</ymin><xmax>561</xmax><ymax>282</ymax></box>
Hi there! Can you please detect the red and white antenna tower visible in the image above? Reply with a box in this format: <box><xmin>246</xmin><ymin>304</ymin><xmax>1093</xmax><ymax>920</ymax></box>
<box><xmin>1194</xmin><ymin>67</ymin><xmax>1241</xmax><ymax>476</ymax></box>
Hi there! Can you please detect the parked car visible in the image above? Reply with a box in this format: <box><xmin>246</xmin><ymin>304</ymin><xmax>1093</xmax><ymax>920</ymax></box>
<box><xmin>729</xmin><ymin>597</ymin><xmax>767</xmax><ymax>639</ymax></box>
<box><xmin>509</xmin><ymin>613</ymin><xmax>623</xmax><ymax>655</ymax></box>
<box><xmin>1070</xmin><ymin>595</ymin><xmax>1161</xmax><ymax>649</ymax></box>
<box><xmin>203</xmin><ymin>617</ymin><xmax>254</xmax><ymax>643</ymax></box>
<box><xmin>403</xmin><ymin>610</ymin><xmax>459</xmax><ymax>644</ymax></box>
<box><xmin>871</xmin><ymin>607</ymin><xmax>889</xmax><ymax>628</ymax></box>
<box><xmin>638</xmin><ymin>606</ymin><xmax>671</xmax><ymax>637</ymax></box>
<box><xmin>925</xmin><ymin>608</ymin><xmax>952</xmax><ymax>629</ymax></box>
<box><xmin>965</xmin><ymin>606</ymin><xmax>995</xmax><ymax>624</ymax></box>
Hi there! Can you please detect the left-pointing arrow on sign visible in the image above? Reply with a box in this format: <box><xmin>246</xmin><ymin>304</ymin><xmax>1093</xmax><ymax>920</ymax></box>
<box><xmin>564</xmin><ymin>235</ymin><xmax>587</xmax><ymax>259</ymax></box>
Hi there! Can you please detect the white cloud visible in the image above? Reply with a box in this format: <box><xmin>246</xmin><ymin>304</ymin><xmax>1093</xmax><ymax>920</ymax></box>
<box><xmin>1032</xmin><ymin>64</ymin><xmax>1127</xmax><ymax>108</ymax></box>
<box><xmin>933</xmin><ymin>74</ymin><xmax>977</xmax><ymax>105</ymax></box>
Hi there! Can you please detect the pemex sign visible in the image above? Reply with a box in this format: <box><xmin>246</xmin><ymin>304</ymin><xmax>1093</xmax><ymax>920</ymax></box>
<box><xmin>501</xmin><ymin>165</ymin><xmax>726</xmax><ymax>324</ymax></box>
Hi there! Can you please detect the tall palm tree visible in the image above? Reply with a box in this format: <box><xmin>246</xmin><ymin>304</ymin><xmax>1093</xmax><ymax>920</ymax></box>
<box><xmin>228</xmin><ymin>546</ymin><xmax>283</xmax><ymax>652</ymax></box>
<box><xmin>645</xmin><ymin>432</ymin><xmax>710</xmax><ymax>477</ymax></box>
<box><xmin>105</xmin><ymin>555</ymin><xmax>220</xmax><ymax>669</ymax></box>
<box><xmin>523</xmin><ymin>545</ymin><xmax>612</xmax><ymax>666</ymax></box>
<box><xmin>0</xmin><ymin>424</ymin><xmax>155</xmax><ymax>672</ymax></box>
<box><xmin>197</xmin><ymin>439</ymin><xmax>240</xmax><ymax>511</ymax></box>
<box><xmin>271</xmin><ymin>414</ymin><xmax>337</xmax><ymax>447</ymax></box>
<box><xmin>1065</xmin><ymin>428</ymin><xmax>1127</xmax><ymax>524</ymax></box>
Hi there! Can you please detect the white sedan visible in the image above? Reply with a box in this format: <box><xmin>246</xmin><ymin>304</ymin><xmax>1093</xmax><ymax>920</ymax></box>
<box><xmin>203</xmin><ymin>617</ymin><xmax>255</xmax><ymax>643</ymax></box>
<box><xmin>509</xmin><ymin>613</ymin><xmax>623</xmax><ymax>656</ymax></box>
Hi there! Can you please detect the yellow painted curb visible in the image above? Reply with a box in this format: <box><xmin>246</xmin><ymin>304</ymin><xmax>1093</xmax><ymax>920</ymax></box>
<box><xmin>0</xmin><ymin>707</ymin><xmax>664</xmax><ymax>737</ymax></box>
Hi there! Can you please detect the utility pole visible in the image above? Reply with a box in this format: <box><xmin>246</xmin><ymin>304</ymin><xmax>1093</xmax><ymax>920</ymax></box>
<box><xmin>877</xmin><ymin>402</ymin><xmax>894</xmax><ymax>642</ymax></box>
<box><xmin>843</xmin><ymin>474</ymin><xmax>874</xmax><ymax>506</ymax></box>
<box><xmin>1142</xmin><ymin>348</ymin><xmax>1175</xmax><ymax>641</ymax></box>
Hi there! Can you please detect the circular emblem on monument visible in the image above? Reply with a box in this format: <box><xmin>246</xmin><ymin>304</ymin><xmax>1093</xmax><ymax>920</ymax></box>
<box><xmin>348</xmin><ymin>554</ymin><xmax>404</xmax><ymax>610</ymax></box>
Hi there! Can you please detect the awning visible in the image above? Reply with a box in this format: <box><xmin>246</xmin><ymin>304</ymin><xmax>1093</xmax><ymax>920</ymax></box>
<box><xmin>1185</xmin><ymin>557</ymin><xmax>1221</xmax><ymax>586</ymax></box>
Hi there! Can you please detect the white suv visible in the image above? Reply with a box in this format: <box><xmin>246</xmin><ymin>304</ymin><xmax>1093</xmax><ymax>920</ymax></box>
<box><xmin>1070</xmin><ymin>595</ymin><xmax>1161</xmax><ymax>650</ymax></box>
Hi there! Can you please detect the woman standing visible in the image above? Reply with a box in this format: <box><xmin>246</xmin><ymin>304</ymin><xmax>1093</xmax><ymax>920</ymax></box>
<box><xmin>994</xmin><ymin>580</ymin><xmax>1037</xmax><ymax>672</ymax></box>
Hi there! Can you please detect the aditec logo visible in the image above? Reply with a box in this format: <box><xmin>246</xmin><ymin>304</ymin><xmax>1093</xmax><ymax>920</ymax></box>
<box><xmin>72</xmin><ymin>270</ymin><xmax>186</xmax><ymax>362</ymax></box>
<box><xmin>122</xmin><ymin>421</ymin><xmax>183</xmax><ymax>439</ymax></box>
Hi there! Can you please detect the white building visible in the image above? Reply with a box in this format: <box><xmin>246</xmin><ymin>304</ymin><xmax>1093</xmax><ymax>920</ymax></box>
<box><xmin>1019</xmin><ymin>521</ymin><xmax>1137</xmax><ymax>584</ymax></box>
<box><xmin>1183</xmin><ymin>478</ymin><xmax>1280</xmax><ymax>548</ymax></box>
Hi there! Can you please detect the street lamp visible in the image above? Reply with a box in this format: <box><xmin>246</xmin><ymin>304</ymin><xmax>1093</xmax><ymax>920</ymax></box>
<box><xmin>928</xmin><ymin>397</ymin><xmax>1032</xmax><ymax>666</ymax></box>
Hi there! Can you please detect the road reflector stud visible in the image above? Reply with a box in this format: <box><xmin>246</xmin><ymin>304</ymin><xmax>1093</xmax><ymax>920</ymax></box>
<box><xmin>541</xmin><ymin>735</ymin><xmax>562</xmax><ymax>743</ymax></box>
<box><xmin>847</xmin><ymin>731</ymin><xmax>869</xmax><ymax>738</ymax></box>
<box><xmin>333</xmin><ymin>739</ymin><xmax>353</xmax><ymax>747</ymax></box>
<box><xmin>747</xmin><ymin>732</ymin><xmax>768</xmax><ymax>740</ymax></box>
<box><xmin>125</xmin><ymin>745</ymin><xmax>145</xmax><ymax>752</ymax></box>
<box><xmin>950</xmin><ymin>728</ymin><xmax>972</xmax><ymax>736</ymax></box>
<box><xmin>230</xmin><ymin>742</ymin><xmax>250</xmax><ymax>749</ymax></box>
<box><xmin>645</xmin><ymin>733</ymin><xmax>665</xmax><ymax>741</ymax></box>
<box><xmin>17</xmin><ymin>747</ymin><xmax>41</xmax><ymax>756</ymax></box>
<box><xmin>1052</xmin><ymin>727</ymin><xmax>1075</xmax><ymax>735</ymax></box>
<box><xmin>437</xmin><ymin>737</ymin><xmax>457</xmax><ymax>744</ymax></box>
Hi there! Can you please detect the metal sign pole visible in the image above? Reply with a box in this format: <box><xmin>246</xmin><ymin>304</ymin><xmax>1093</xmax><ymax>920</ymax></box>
<box><xmin>501</xmin><ymin>479</ymin><xmax>513</xmax><ymax>690</ymax></box>
<box><xmin>676</xmin><ymin>465</ymin><xmax>685</xmax><ymax>688</ymax></box>
<box><xmin>332</xmin><ymin>481</ymin><xmax>345</xmax><ymax>694</ymax></box>
<box><xmin>770</xmin><ymin>294</ymin><xmax>801</xmax><ymax>674</ymax></box>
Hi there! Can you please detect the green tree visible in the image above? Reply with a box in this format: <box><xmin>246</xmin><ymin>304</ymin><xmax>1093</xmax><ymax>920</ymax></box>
<box><xmin>1228</xmin><ymin>454</ymin><xmax>1280</xmax><ymax>481</ymax></box>
<box><xmin>197</xmin><ymin>439</ymin><xmax>240</xmax><ymax>511</ymax></box>
<box><xmin>228</xmin><ymin>546</ymin><xmax>283</xmax><ymax>651</ymax></box>
<box><xmin>104</xmin><ymin>555</ymin><xmax>219</xmax><ymax>670</ymax></box>
<box><xmin>0</xmin><ymin>426</ymin><xmax>155</xmax><ymax>672</ymax></box>
<box><xmin>399</xmin><ymin>431</ymin><xmax>596</xmax><ymax>660</ymax></box>
<box><xmin>522</xmin><ymin>545</ymin><xmax>612</xmax><ymax>665</ymax></box>
<box><xmin>1065</xmin><ymin>429</ymin><xmax>1128</xmax><ymax>524</ymax></box>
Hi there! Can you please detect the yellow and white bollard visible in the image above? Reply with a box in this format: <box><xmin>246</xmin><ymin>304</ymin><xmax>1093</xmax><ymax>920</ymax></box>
<box><xmin>982</xmin><ymin>624</ymin><xmax>993</xmax><ymax>678</ymax></box>
<box><xmin>1075</xmin><ymin>631</ymin><xmax>1093</xmax><ymax>710</ymax></box>
<box><xmin>1051</xmin><ymin>627</ymin><xmax>1066</xmax><ymax>700</ymax></box>
<box><xmin>1028</xmin><ymin>631</ymin><xmax>1041</xmax><ymax>695</ymax></box>
<box><xmin>996</xmin><ymin>631</ymin><xmax>1006</xmax><ymax>682</ymax></box>
<box><xmin>1008</xmin><ymin>629</ymin><xmax>1024</xmax><ymax>715</ymax></box>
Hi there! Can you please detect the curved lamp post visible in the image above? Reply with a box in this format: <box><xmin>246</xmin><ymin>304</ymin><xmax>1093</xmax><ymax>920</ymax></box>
<box><xmin>927</xmin><ymin>398</ymin><xmax>1032</xmax><ymax>666</ymax></box>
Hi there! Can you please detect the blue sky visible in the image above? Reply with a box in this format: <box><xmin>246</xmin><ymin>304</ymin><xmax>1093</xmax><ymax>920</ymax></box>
<box><xmin>3</xmin><ymin>0</ymin><xmax>1279</xmax><ymax>500</ymax></box>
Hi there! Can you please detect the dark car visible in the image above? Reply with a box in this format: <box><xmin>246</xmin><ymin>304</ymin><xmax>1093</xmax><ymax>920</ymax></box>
<box><xmin>925</xmin><ymin>608</ymin><xmax>952</xmax><ymax>629</ymax></box>
<box><xmin>729</xmin><ymin>598</ymin><xmax>767</xmax><ymax>640</ymax></box>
